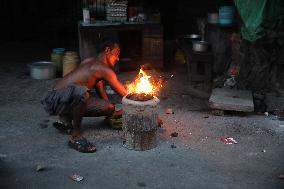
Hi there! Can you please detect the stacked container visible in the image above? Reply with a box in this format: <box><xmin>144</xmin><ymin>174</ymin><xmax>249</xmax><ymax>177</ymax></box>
<box><xmin>106</xmin><ymin>1</ymin><xmax>128</xmax><ymax>22</ymax></box>
<box><xmin>62</xmin><ymin>51</ymin><xmax>80</xmax><ymax>76</ymax></box>
<box><xmin>51</xmin><ymin>48</ymin><xmax>65</xmax><ymax>75</ymax></box>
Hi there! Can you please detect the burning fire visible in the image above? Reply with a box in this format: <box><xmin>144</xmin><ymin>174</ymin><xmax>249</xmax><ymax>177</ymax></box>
<box><xmin>126</xmin><ymin>68</ymin><xmax>161</xmax><ymax>96</ymax></box>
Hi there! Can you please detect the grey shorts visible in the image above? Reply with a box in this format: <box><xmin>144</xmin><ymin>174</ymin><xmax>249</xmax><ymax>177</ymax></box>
<box><xmin>41</xmin><ymin>85</ymin><xmax>89</xmax><ymax>116</ymax></box>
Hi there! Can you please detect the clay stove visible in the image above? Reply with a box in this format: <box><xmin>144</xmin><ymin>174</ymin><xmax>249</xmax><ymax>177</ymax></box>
<box><xmin>122</xmin><ymin>69</ymin><xmax>161</xmax><ymax>151</ymax></box>
<box><xmin>122</xmin><ymin>93</ymin><xmax>160</xmax><ymax>151</ymax></box>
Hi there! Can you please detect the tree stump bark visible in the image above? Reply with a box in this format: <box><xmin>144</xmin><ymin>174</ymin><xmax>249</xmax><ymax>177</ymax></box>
<box><xmin>122</xmin><ymin>96</ymin><xmax>160</xmax><ymax>151</ymax></box>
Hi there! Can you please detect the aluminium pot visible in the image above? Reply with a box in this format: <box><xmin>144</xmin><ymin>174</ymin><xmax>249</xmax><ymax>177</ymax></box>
<box><xmin>188</xmin><ymin>34</ymin><xmax>201</xmax><ymax>40</ymax></box>
<box><xmin>182</xmin><ymin>34</ymin><xmax>201</xmax><ymax>43</ymax></box>
<box><xmin>192</xmin><ymin>41</ymin><xmax>209</xmax><ymax>52</ymax></box>
<box><xmin>29</xmin><ymin>61</ymin><xmax>56</xmax><ymax>79</ymax></box>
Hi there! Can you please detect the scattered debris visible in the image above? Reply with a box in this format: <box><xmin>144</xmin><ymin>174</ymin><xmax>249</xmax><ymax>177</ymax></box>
<box><xmin>69</xmin><ymin>174</ymin><xmax>84</xmax><ymax>182</ymax></box>
<box><xmin>264</xmin><ymin>112</ymin><xmax>269</xmax><ymax>116</ymax></box>
<box><xmin>170</xmin><ymin>132</ymin><xmax>178</xmax><ymax>137</ymax></box>
<box><xmin>166</xmin><ymin>108</ymin><xmax>174</xmax><ymax>114</ymax></box>
<box><xmin>137</xmin><ymin>182</ymin><xmax>147</xmax><ymax>187</ymax></box>
<box><xmin>170</xmin><ymin>74</ymin><xmax>174</xmax><ymax>78</ymax></box>
<box><xmin>36</xmin><ymin>165</ymin><xmax>46</xmax><ymax>172</ymax></box>
<box><xmin>171</xmin><ymin>143</ymin><xmax>177</xmax><ymax>148</ymax></box>
<box><xmin>220</xmin><ymin>137</ymin><xmax>238</xmax><ymax>144</ymax></box>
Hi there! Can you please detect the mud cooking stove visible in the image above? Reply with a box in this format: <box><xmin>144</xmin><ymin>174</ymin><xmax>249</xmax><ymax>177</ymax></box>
<box><xmin>122</xmin><ymin>69</ymin><xmax>161</xmax><ymax>151</ymax></box>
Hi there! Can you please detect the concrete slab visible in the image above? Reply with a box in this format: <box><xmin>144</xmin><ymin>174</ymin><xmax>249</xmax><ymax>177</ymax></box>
<box><xmin>209</xmin><ymin>88</ymin><xmax>254</xmax><ymax>112</ymax></box>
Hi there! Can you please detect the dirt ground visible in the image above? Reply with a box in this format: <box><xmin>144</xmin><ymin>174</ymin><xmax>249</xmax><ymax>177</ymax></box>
<box><xmin>0</xmin><ymin>42</ymin><xmax>283</xmax><ymax>189</ymax></box>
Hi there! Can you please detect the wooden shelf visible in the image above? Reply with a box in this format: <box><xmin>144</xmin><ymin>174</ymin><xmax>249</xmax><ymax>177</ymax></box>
<box><xmin>78</xmin><ymin>21</ymin><xmax>163</xmax><ymax>71</ymax></box>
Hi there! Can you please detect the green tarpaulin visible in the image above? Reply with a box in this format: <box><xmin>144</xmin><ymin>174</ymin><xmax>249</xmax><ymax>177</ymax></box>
<box><xmin>234</xmin><ymin>0</ymin><xmax>280</xmax><ymax>42</ymax></box>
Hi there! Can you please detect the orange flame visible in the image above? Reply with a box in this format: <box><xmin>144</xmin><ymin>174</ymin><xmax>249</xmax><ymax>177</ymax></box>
<box><xmin>126</xmin><ymin>69</ymin><xmax>161</xmax><ymax>95</ymax></box>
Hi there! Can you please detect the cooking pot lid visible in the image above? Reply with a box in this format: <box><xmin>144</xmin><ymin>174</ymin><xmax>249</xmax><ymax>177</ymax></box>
<box><xmin>29</xmin><ymin>61</ymin><xmax>56</xmax><ymax>67</ymax></box>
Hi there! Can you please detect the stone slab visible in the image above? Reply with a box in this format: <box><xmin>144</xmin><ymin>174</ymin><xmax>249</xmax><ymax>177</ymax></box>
<box><xmin>209</xmin><ymin>88</ymin><xmax>254</xmax><ymax>112</ymax></box>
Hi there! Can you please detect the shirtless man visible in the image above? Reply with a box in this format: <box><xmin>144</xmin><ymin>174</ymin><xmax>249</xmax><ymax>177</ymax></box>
<box><xmin>41</xmin><ymin>39</ymin><xmax>126</xmax><ymax>153</ymax></box>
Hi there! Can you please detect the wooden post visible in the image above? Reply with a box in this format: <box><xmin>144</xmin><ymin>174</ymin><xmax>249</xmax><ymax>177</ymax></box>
<box><xmin>122</xmin><ymin>96</ymin><xmax>160</xmax><ymax>151</ymax></box>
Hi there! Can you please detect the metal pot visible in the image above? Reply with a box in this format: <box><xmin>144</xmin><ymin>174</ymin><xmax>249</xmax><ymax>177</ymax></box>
<box><xmin>29</xmin><ymin>61</ymin><xmax>56</xmax><ymax>79</ymax></box>
<box><xmin>188</xmin><ymin>34</ymin><xmax>201</xmax><ymax>40</ymax></box>
<box><xmin>182</xmin><ymin>34</ymin><xmax>201</xmax><ymax>43</ymax></box>
<box><xmin>192</xmin><ymin>41</ymin><xmax>209</xmax><ymax>52</ymax></box>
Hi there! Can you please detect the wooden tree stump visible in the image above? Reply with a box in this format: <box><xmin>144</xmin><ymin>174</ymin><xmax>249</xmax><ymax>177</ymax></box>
<box><xmin>122</xmin><ymin>96</ymin><xmax>160</xmax><ymax>151</ymax></box>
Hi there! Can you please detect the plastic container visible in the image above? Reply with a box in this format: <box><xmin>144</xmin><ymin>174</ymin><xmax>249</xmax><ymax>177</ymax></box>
<box><xmin>83</xmin><ymin>8</ymin><xmax>90</xmax><ymax>23</ymax></box>
<box><xmin>192</xmin><ymin>41</ymin><xmax>209</xmax><ymax>52</ymax></box>
<box><xmin>51</xmin><ymin>48</ymin><xmax>65</xmax><ymax>73</ymax></box>
<box><xmin>219</xmin><ymin>6</ymin><xmax>235</xmax><ymax>27</ymax></box>
<box><xmin>62</xmin><ymin>51</ymin><xmax>80</xmax><ymax>76</ymax></box>
<box><xmin>208</xmin><ymin>13</ymin><xmax>219</xmax><ymax>24</ymax></box>
<box><xmin>29</xmin><ymin>61</ymin><xmax>56</xmax><ymax>80</ymax></box>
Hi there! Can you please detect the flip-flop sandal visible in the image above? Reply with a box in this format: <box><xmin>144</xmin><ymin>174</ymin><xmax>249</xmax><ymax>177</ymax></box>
<box><xmin>68</xmin><ymin>137</ymin><xmax>96</xmax><ymax>153</ymax></box>
<box><xmin>53</xmin><ymin>122</ymin><xmax>72</xmax><ymax>134</ymax></box>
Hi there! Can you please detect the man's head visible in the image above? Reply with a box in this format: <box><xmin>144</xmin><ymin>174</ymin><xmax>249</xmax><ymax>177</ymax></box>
<box><xmin>97</xmin><ymin>38</ymin><xmax>120</xmax><ymax>68</ymax></box>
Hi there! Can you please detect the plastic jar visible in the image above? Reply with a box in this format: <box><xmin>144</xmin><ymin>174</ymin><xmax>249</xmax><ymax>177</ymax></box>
<box><xmin>219</xmin><ymin>6</ymin><xmax>235</xmax><ymax>27</ymax></box>
<box><xmin>51</xmin><ymin>48</ymin><xmax>65</xmax><ymax>74</ymax></box>
<box><xmin>62</xmin><ymin>51</ymin><xmax>80</xmax><ymax>76</ymax></box>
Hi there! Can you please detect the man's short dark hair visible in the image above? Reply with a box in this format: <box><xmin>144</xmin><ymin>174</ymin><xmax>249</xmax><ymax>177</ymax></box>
<box><xmin>96</xmin><ymin>37</ymin><xmax>119</xmax><ymax>54</ymax></box>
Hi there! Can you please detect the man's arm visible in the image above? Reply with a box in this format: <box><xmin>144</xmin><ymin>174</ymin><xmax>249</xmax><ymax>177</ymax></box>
<box><xmin>104</xmin><ymin>70</ymin><xmax>127</xmax><ymax>97</ymax></box>
<box><xmin>95</xmin><ymin>80</ymin><xmax>108</xmax><ymax>100</ymax></box>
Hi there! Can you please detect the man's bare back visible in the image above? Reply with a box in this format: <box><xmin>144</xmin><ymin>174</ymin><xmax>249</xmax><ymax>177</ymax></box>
<box><xmin>54</xmin><ymin>58</ymin><xmax>126</xmax><ymax>97</ymax></box>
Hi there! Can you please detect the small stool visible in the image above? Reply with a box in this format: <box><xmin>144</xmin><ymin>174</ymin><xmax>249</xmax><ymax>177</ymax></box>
<box><xmin>186</xmin><ymin>51</ymin><xmax>213</xmax><ymax>84</ymax></box>
<box><xmin>177</xmin><ymin>40</ymin><xmax>213</xmax><ymax>84</ymax></box>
